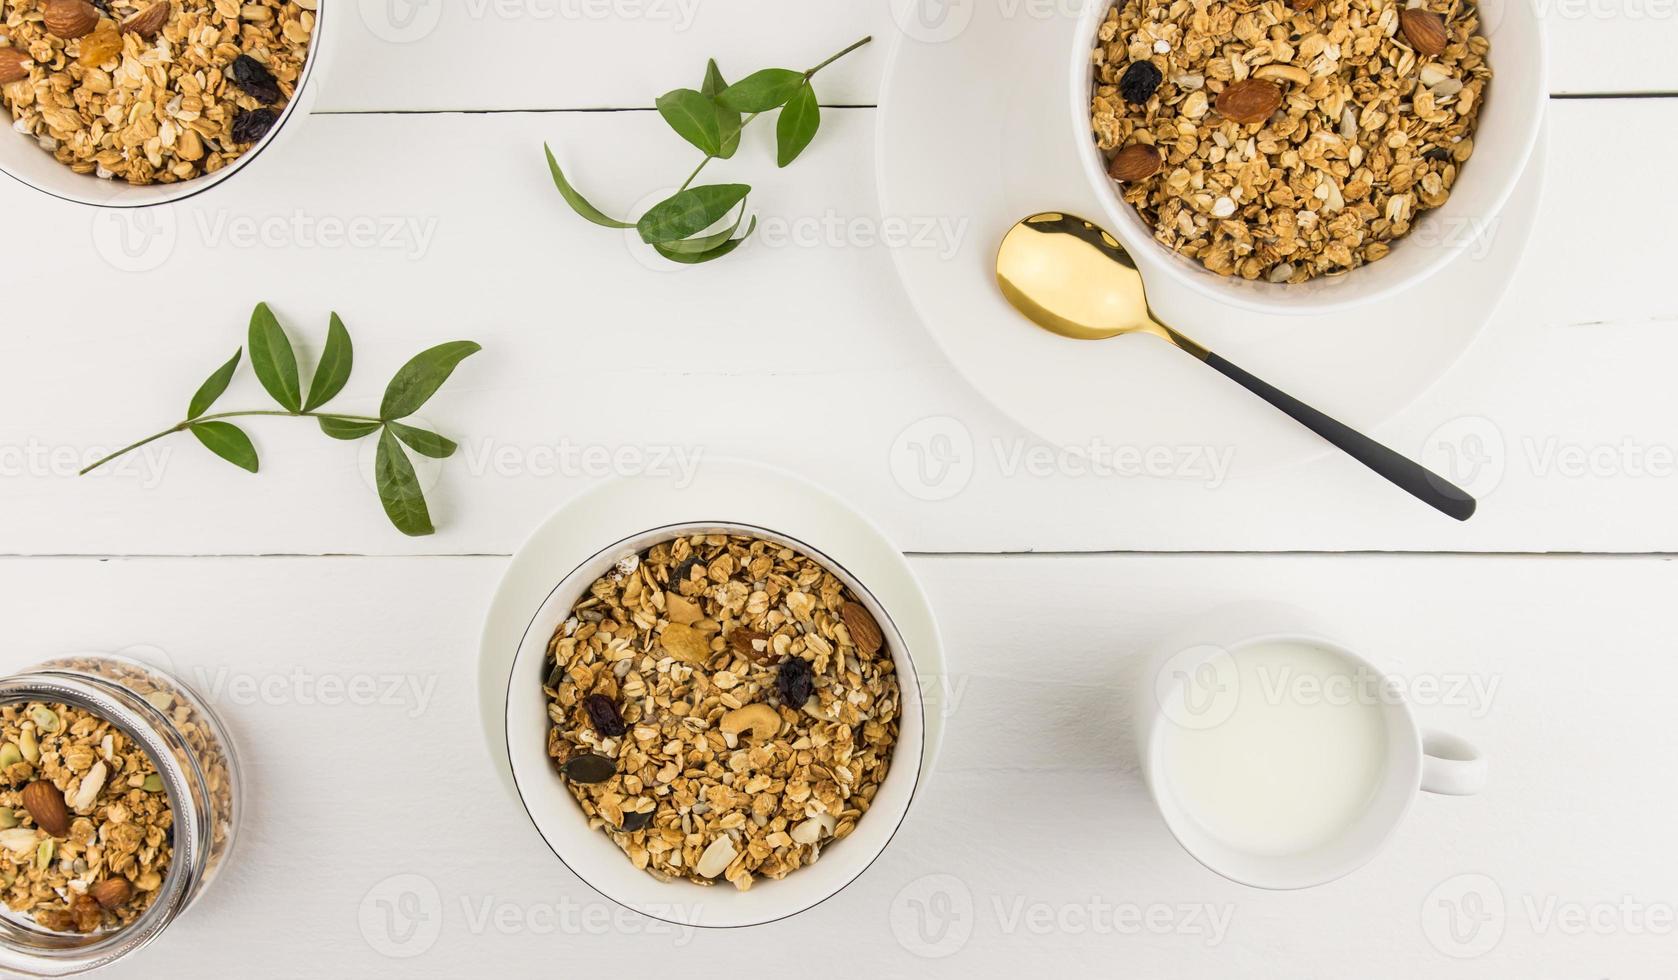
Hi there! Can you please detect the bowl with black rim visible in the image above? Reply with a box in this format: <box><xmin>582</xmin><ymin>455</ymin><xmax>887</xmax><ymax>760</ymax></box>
<box><xmin>0</xmin><ymin>0</ymin><xmax>332</xmax><ymax>208</ymax></box>
<box><xmin>503</xmin><ymin>517</ymin><xmax>928</xmax><ymax>929</ymax></box>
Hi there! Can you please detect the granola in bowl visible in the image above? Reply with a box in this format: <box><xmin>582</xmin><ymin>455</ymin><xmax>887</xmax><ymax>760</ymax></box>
<box><xmin>543</xmin><ymin>533</ymin><xmax>902</xmax><ymax>891</ymax></box>
<box><xmin>1089</xmin><ymin>0</ymin><xmax>1490</xmax><ymax>283</ymax></box>
<box><xmin>0</xmin><ymin>701</ymin><xmax>171</xmax><ymax>935</ymax></box>
<box><xmin>0</xmin><ymin>0</ymin><xmax>316</xmax><ymax>185</ymax></box>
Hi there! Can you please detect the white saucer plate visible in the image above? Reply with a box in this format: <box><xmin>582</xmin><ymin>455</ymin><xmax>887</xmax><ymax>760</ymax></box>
<box><xmin>476</xmin><ymin>459</ymin><xmax>947</xmax><ymax>925</ymax></box>
<box><xmin>877</xmin><ymin>1</ymin><xmax>1547</xmax><ymax>470</ymax></box>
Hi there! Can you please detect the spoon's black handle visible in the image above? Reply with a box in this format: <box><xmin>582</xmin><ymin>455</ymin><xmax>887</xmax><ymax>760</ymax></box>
<box><xmin>1203</xmin><ymin>352</ymin><xmax>1476</xmax><ymax>521</ymax></box>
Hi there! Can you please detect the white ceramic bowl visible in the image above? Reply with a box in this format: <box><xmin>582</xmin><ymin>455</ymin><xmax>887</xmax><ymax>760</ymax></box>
<box><xmin>1071</xmin><ymin>0</ymin><xmax>1546</xmax><ymax>315</ymax></box>
<box><xmin>0</xmin><ymin>0</ymin><xmax>333</xmax><ymax>207</ymax></box>
<box><xmin>493</xmin><ymin>463</ymin><xmax>939</xmax><ymax>928</ymax></box>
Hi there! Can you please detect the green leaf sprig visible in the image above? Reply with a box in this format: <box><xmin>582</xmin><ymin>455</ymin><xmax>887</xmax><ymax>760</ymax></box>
<box><xmin>79</xmin><ymin>303</ymin><xmax>481</xmax><ymax>537</ymax></box>
<box><xmin>544</xmin><ymin>35</ymin><xmax>871</xmax><ymax>264</ymax></box>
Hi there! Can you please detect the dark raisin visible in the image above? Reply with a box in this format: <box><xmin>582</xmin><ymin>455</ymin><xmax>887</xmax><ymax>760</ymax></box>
<box><xmin>559</xmin><ymin>753</ymin><xmax>616</xmax><ymax>784</ymax></box>
<box><xmin>230</xmin><ymin>108</ymin><xmax>278</xmax><ymax>144</ymax></box>
<box><xmin>619</xmin><ymin>809</ymin><xmax>655</xmax><ymax>832</ymax></box>
<box><xmin>583</xmin><ymin>694</ymin><xmax>627</xmax><ymax>738</ymax></box>
<box><xmin>1119</xmin><ymin>61</ymin><xmax>1163</xmax><ymax>105</ymax></box>
<box><xmin>1423</xmin><ymin>147</ymin><xmax>1453</xmax><ymax>163</ymax></box>
<box><xmin>230</xmin><ymin>54</ymin><xmax>282</xmax><ymax>104</ymax></box>
<box><xmin>777</xmin><ymin>657</ymin><xmax>814</xmax><ymax>707</ymax></box>
<box><xmin>668</xmin><ymin>556</ymin><xmax>700</xmax><ymax>590</ymax></box>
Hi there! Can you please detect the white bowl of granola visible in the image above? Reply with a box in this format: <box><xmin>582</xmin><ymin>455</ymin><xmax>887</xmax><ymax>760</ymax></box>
<box><xmin>494</xmin><ymin>464</ymin><xmax>937</xmax><ymax>929</ymax></box>
<box><xmin>1074</xmin><ymin>0</ymin><xmax>1545</xmax><ymax>315</ymax></box>
<box><xmin>0</xmin><ymin>0</ymin><xmax>328</xmax><ymax>208</ymax></box>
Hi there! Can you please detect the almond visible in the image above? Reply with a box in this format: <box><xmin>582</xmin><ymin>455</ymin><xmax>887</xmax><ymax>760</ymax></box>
<box><xmin>0</xmin><ymin>47</ymin><xmax>31</xmax><ymax>85</ymax></box>
<box><xmin>1216</xmin><ymin>79</ymin><xmax>1283</xmax><ymax>125</ymax></box>
<box><xmin>20</xmin><ymin>781</ymin><xmax>70</xmax><ymax>837</ymax></box>
<box><xmin>43</xmin><ymin>0</ymin><xmax>100</xmax><ymax>40</ymax></box>
<box><xmin>1400</xmin><ymin>9</ymin><xmax>1449</xmax><ymax>57</ymax></box>
<box><xmin>1107</xmin><ymin>143</ymin><xmax>1162</xmax><ymax>182</ymax></box>
<box><xmin>89</xmin><ymin>877</ymin><xmax>132</xmax><ymax>909</ymax></box>
<box><xmin>840</xmin><ymin>600</ymin><xmax>884</xmax><ymax>656</ymax></box>
<box><xmin>121</xmin><ymin>0</ymin><xmax>171</xmax><ymax>38</ymax></box>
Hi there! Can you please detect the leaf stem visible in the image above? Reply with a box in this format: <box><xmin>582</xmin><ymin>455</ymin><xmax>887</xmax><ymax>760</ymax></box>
<box><xmin>806</xmin><ymin>35</ymin><xmax>872</xmax><ymax>77</ymax></box>
<box><xmin>78</xmin><ymin>410</ymin><xmax>385</xmax><ymax>476</ymax></box>
<box><xmin>676</xmin><ymin>156</ymin><xmax>711</xmax><ymax>193</ymax></box>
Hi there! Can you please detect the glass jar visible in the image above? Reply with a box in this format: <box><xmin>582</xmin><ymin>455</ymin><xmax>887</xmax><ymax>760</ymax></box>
<box><xmin>0</xmin><ymin>655</ymin><xmax>240</xmax><ymax>976</ymax></box>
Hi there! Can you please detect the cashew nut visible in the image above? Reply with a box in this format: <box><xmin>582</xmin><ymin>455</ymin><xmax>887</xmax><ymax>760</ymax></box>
<box><xmin>719</xmin><ymin>703</ymin><xmax>781</xmax><ymax>741</ymax></box>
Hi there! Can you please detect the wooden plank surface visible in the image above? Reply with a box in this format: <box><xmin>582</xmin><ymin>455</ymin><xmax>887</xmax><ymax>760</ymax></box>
<box><xmin>0</xmin><ymin>553</ymin><xmax>1666</xmax><ymax>978</ymax></box>
<box><xmin>0</xmin><ymin>99</ymin><xmax>1672</xmax><ymax>556</ymax></box>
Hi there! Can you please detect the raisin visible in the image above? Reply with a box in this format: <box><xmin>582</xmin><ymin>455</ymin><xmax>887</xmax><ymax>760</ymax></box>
<box><xmin>230</xmin><ymin>108</ymin><xmax>278</xmax><ymax>144</ymax></box>
<box><xmin>583</xmin><ymin>694</ymin><xmax>627</xmax><ymax>738</ymax></box>
<box><xmin>777</xmin><ymin>657</ymin><xmax>814</xmax><ymax>708</ymax></box>
<box><xmin>559</xmin><ymin>753</ymin><xmax>616</xmax><ymax>784</ymax></box>
<box><xmin>668</xmin><ymin>556</ymin><xmax>700</xmax><ymax>590</ymax></box>
<box><xmin>1119</xmin><ymin>61</ymin><xmax>1163</xmax><ymax>105</ymax></box>
<box><xmin>230</xmin><ymin>54</ymin><xmax>281</xmax><ymax>104</ymax></box>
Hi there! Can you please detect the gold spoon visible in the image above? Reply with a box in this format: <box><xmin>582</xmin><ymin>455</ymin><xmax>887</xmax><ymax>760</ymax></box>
<box><xmin>995</xmin><ymin>212</ymin><xmax>1475</xmax><ymax>520</ymax></box>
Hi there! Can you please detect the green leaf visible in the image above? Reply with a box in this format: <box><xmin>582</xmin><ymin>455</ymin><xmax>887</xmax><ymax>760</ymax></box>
<box><xmin>776</xmin><ymin>81</ymin><xmax>821</xmax><ymax>167</ymax></box>
<box><xmin>381</xmin><ymin>341</ymin><xmax>482</xmax><ymax>420</ymax></box>
<box><xmin>189</xmin><ymin>421</ymin><xmax>258</xmax><ymax>473</ymax></box>
<box><xmin>388</xmin><ymin>421</ymin><xmax>458</xmax><ymax>459</ymax></box>
<box><xmin>544</xmin><ymin>144</ymin><xmax>635</xmax><ymax>229</ymax></box>
<box><xmin>375</xmin><ymin>427</ymin><xmax>434</xmax><ymax>536</ymax></box>
<box><xmin>653</xmin><ymin>232</ymin><xmax>751</xmax><ymax>264</ymax></box>
<box><xmin>702</xmin><ymin>60</ymin><xmax>742</xmax><ymax>159</ymax></box>
<box><xmin>636</xmin><ymin>184</ymin><xmax>751</xmax><ymax>244</ymax></box>
<box><xmin>247</xmin><ymin>303</ymin><xmax>302</xmax><ymax>413</ymax></box>
<box><xmin>717</xmin><ymin>68</ymin><xmax>805</xmax><ymax>112</ymax></box>
<box><xmin>659</xmin><ymin>210</ymin><xmax>755</xmax><ymax>256</ymax></box>
<box><xmin>318</xmin><ymin>417</ymin><xmax>381</xmax><ymax>440</ymax></box>
<box><xmin>187</xmin><ymin>349</ymin><xmax>241</xmax><ymax>420</ymax></box>
<box><xmin>303</xmin><ymin>313</ymin><xmax>353</xmax><ymax>412</ymax></box>
<box><xmin>701</xmin><ymin>59</ymin><xmax>727</xmax><ymax>98</ymax></box>
<box><xmin>656</xmin><ymin>88</ymin><xmax>722</xmax><ymax>158</ymax></box>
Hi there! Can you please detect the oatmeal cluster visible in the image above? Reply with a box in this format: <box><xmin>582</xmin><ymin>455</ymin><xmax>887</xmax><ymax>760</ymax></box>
<box><xmin>0</xmin><ymin>701</ymin><xmax>172</xmax><ymax>934</ymax></box>
<box><xmin>1090</xmin><ymin>0</ymin><xmax>1490</xmax><ymax>282</ymax></box>
<box><xmin>544</xmin><ymin>534</ymin><xmax>902</xmax><ymax>890</ymax></box>
<box><xmin>0</xmin><ymin>0</ymin><xmax>315</xmax><ymax>184</ymax></box>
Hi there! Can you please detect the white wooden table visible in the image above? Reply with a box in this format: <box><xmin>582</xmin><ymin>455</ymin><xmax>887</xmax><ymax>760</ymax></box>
<box><xmin>3</xmin><ymin>2</ymin><xmax>1675</xmax><ymax>976</ymax></box>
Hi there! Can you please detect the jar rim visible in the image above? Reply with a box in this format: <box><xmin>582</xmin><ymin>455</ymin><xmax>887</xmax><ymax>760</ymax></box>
<box><xmin>0</xmin><ymin>672</ymin><xmax>204</xmax><ymax>976</ymax></box>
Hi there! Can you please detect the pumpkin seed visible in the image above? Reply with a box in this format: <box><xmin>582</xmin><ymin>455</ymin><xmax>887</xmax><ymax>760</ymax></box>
<box><xmin>559</xmin><ymin>753</ymin><xmax>616</xmax><ymax>784</ymax></box>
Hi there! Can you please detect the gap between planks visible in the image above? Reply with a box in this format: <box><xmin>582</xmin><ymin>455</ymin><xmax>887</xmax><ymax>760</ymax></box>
<box><xmin>0</xmin><ymin>551</ymin><xmax>1674</xmax><ymax>561</ymax></box>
